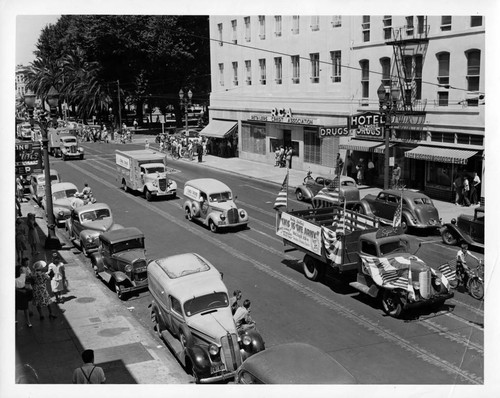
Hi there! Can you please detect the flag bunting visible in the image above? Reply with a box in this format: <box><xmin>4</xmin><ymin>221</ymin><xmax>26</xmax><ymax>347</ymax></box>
<box><xmin>273</xmin><ymin>171</ymin><xmax>289</xmax><ymax>209</ymax></box>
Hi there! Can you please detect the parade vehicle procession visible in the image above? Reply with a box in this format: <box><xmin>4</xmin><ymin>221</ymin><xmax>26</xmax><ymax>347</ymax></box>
<box><xmin>12</xmin><ymin>13</ymin><xmax>487</xmax><ymax>389</ymax></box>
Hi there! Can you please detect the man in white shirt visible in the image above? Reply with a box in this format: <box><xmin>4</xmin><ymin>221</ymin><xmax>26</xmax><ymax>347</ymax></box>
<box><xmin>72</xmin><ymin>349</ymin><xmax>106</xmax><ymax>384</ymax></box>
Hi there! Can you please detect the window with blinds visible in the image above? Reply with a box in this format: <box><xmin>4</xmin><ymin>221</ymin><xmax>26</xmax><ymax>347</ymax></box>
<box><xmin>304</xmin><ymin>128</ymin><xmax>321</xmax><ymax>164</ymax></box>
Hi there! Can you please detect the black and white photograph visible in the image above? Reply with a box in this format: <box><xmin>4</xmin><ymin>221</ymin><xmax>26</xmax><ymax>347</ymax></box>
<box><xmin>2</xmin><ymin>0</ymin><xmax>499</xmax><ymax>397</ymax></box>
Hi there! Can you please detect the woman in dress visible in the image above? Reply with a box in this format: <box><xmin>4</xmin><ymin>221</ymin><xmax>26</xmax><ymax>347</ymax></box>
<box><xmin>31</xmin><ymin>261</ymin><xmax>57</xmax><ymax>320</ymax></box>
<box><xmin>15</xmin><ymin>218</ymin><xmax>27</xmax><ymax>263</ymax></box>
<box><xmin>26</xmin><ymin>213</ymin><xmax>40</xmax><ymax>255</ymax></box>
<box><xmin>48</xmin><ymin>259</ymin><xmax>67</xmax><ymax>303</ymax></box>
<box><xmin>15</xmin><ymin>266</ymin><xmax>32</xmax><ymax>328</ymax></box>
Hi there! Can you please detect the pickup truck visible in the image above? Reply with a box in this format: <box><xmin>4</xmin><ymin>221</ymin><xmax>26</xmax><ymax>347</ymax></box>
<box><xmin>276</xmin><ymin>206</ymin><xmax>453</xmax><ymax>317</ymax></box>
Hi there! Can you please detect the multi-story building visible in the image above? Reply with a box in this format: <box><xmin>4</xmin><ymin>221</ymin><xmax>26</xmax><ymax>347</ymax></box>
<box><xmin>206</xmin><ymin>15</ymin><xmax>485</xmax><ymax>202</ymax></box>
<box><xmin>15</xmin><ymin>64</ymin><xmax>29</xmax><ymax>116</ymax></box>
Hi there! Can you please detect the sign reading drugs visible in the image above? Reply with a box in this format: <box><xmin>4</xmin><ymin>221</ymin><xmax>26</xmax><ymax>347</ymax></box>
<box><xmin>319</xmin><ymin>126</ymin><xmax>350</xmax><ymax>138</ymax></box>
<box><xmin>276</xmin><ymin>212</ymin><xmax>322</xmax><ymax>255</ymax></box>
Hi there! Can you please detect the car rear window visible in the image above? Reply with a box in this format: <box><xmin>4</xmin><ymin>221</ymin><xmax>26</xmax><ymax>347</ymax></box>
<box><xmin>413</xmin><ymin>197</ymin><xmax>432</xmax><ymax>205</ymax></box>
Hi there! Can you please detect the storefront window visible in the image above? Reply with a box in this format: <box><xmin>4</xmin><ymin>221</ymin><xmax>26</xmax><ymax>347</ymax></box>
<box><xmin>426</xmin><ymin>162</ymin><xmax>452</xmax><ymax>186</ymax></box>
<box><xmin>304</xmin><ymin>128</ymin><xmax>321</xmax><ymax>164</ymax></box>
<box><xmin>242</xmin><ymin>123</ymin><xmax>266</xmax><ymax>155</ymax></box>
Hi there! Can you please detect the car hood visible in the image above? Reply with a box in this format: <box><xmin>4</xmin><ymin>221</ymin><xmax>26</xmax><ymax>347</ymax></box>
<box><xmin>82</xmin><ymin>219</ymin><xmax>115</xmax><ymax>232</ymax></box>
<box><xmin>187</xmin><ymin>307</ymin><xmax>237</xmax><ymax>343</ymax></box>
<box><xmin>209</xmin><ymin>201</ymin><xmax>237</xmax><ymax>211</ymax></box>
<box><xmin>113</xmin><ymin>249</ymin><xmax>146</xmax><ymax>262</ymax></box>
<box><xmin>53</xmin><ymin>198</ymin><xmax>74</xmax><ymax>209</ymax></box>
<box><xmin>385</xmin><ymin>254</ymin><xmax>428</xmax><ymax>273</ymax></box>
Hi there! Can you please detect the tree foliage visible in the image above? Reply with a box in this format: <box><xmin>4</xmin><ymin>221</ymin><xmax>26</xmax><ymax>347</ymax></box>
<box><xmin>26</xmin><ymin>15</ymin><xmax>210</xmax><ymax>125</ymax></box>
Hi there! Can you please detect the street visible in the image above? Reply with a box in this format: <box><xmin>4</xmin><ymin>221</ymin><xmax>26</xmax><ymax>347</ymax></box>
<box><xmin>45</xmin><ymin>138</ymin><xmax>484</xmax><ymax>384</ymax></box>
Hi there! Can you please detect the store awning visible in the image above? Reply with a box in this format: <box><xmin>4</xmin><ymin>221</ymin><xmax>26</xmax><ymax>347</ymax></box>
<box><xmin>339</xmin><ymin>139</ymin><xmax>382</xmax><ymax>152</ymax></box>
<box><xmin>373</xmin><ymin>143</ymin><xmax>394</xmax><ymax>154</ymax></box>
<box><xmin>404</xmin><ymin>146</ymin><xmax>478</xmax><ymax>165</ymax></box>
<box><xmin>199</xmin><ymin>120</ymin><xmax>237</xmax><ymax>138</ymax></box>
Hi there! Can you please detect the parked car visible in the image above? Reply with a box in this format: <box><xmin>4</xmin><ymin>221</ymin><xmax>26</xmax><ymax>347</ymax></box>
<box><xmin>90</xmin><ymin>227</ymin><xmax>148</xmax><ymax>299</ymax></box>
<box><xmin>295</xmin><ymin>174</ymin><xmax>358</xmax><ymax>202</ymax></box>
<box><xmin>441</xmin><ymin>206</ymin><xmax>484</xmax><ymax>249</ymax></box>
<box><xmin>356</xmin><ymin>189</ymin><xmax>441</xmax><ymax>234</ymax></box>
<box><xmin>235</xmin><ymin>342</ymin><xmax>357</xmax><ymax>384</ymax></box>
<box><xmin>183</xmin><ymin>178</ymin><xmax>249</xmax><ymax>232</ymax></box>
<box><xmin>59</xmin><ymin>135</ymin><xmax>84</xmax><ymax>160</ymax></box>
<box><xmin>42</xmin><ymin>182</ymin><xmax>78</xmax><ymax>225</ymax></box>
<box><xmin>148</xmin><ymin>253</ymin><xmax>265</xmax><ymax>383</ymax></box>
<box><xmin>65</xmin><ymin>203</ymin><xmax>123</xmax><ymax>256</ymax></box>
<box><xmin>29</xmin><ymin>169</ymin><xmax>61</xmax><ymax>204</ymax></box>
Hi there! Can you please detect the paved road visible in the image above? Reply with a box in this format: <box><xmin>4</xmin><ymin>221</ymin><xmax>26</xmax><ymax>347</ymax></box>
<box><xmin>41</xmin><ymin>139</ymin><xmax>484</xmax><ymax>385</ymax></box>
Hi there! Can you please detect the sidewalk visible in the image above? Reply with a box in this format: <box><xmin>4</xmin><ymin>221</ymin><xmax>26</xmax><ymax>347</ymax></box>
<box><xmin>15</xmin><ymin>200</ymin><xmax>191</xmax><ymax>384</ymax></box>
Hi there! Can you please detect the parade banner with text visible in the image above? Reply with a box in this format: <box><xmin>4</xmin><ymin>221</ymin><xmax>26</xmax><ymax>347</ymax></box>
<box><xmin>276</xmin><ymin>212</ymin><xmax>322</xmax><ymax>256</ymax></box>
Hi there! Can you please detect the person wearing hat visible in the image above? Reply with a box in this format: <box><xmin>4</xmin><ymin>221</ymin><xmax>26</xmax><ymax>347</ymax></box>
<box><xmin>32</xmin><ymin>260</ymin><xmax>57</xmax><ymax>320</ymax></box>
<box><xmin>455</xmin><ymin>242</ymin><xmax>481</xmax><ymax>283</ymax></box>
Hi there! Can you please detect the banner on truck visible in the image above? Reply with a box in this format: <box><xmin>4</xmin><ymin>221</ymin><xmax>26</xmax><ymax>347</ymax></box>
<box><xmin>276</xmin><ymin>212</ymin><xmax>322</xmax><ymax>256</ymax></box>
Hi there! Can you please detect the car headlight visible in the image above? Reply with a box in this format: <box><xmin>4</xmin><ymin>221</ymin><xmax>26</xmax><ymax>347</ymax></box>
<box><xmin>412</xmin><ymin>281</ymin><xmax>420</xmax><ymax>290</ymax></box>
<box><xmin>241</xmin><ymin>335</ymin><xmax>252</xmax><ymax>346</ymax></box>
<box><xmin>208</xmin><ymin>344</ymin><xmax>219</xmax><ymax>356</ymax></box>
<box><xmin>78</xmin><ymin>147</ymin><xmax>84</xmax><ymax>152</ymax></box>
<box><xmin>239</xmin><ymin>210</ymin><xmax>247</xmax><ymax>218</ymax></box>
<box><xmin>58</xmin><ymin>210</ymin><xmax>64</xmax><ymax>217</ymax></box>
<box><xmin>152</xmin><ymin>180</ymin><xmax>158</xmax><ymax>187</ymax></box>
<box><xmin>220</xmin><ymin>214</ymin><xmax>226</xmax><ymax>221</ymax></box>
<box><xmin>85</xmin><ymin>236</ymin><xmax>94</xmax><ymax>243</ymax></box>
<box><xmin>434</xmin><ymin>278</ymin><xmax>441</xmax><ymax>286</ymax></box>
<box><xmin>125</xmin><ymin>264</ymin><xmax>133</xmax><ymax>273</ymax></box>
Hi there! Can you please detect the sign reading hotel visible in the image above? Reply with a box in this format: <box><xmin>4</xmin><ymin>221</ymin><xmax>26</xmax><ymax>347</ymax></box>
<box><xmin>350</xmin><ymin>112</ymin><xmax>385</xmax><ymax>138</ymax></box>
<box><xmin>249</xmin><ymin>108</ymin><xmax>316</xmax><ymax>125</ymax></box>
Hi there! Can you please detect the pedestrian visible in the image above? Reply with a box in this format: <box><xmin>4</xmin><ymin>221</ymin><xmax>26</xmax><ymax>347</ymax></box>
<box><xmin>16</xmin><ymin>177</ymin><xmax>24</xmax><ymax>202</ymax></box>
<box><xmin>26</xmin><ymin>213</ymin><xmax>40</xmax><ymax>256</ymax></box>
<box><xmin>274</xmin><ymin>147</ymin><xmax>280</xmax><ymax>167</ymax></box>
<box><xmin>230</xmin><ymin>289</ymin><xmax>242</xmax><ymax>315</ymax></box>
<box><xmin>356</xmin><ymin>160</ymin><xmax>365</xmax><ymax>185</ymax></box>
<box><xmin>346</xmin><ymin>155</ymin><xmax>354</xmax><ymax>179</ymax></box>
<box><xmin>336</xmin><ymin>153</ymin><xmax>344</xmax><ymax>176</ymax></box>
<box><xmin>72</xmin><ymin>349</ymin><xmax>106</xmax><ymax>384</ymax></box>
<box><xmin>471</xmin><ymin>172</ymin><xmax>481</xmax><ymax>205</ymax></box>
<box><xmin>133</xmin><ymin>119</ymin><xmax>138</xmax><ymax>131</ymax></box>
<box><xmin>462</xmin><ymin>177</ymin><xmax>470</xmax><ymax>206</ymax></box>
<box><xmin>20</xmin><ymin>257</ymin><xmax>35</xmax><ymax>315</ymax></box>
<box><xmin>16</xmin><ymin>218</ymin><xmax>28</xmax><ymax>263</ymax></box>
<box><xmin>452</xmin><ymin>174</ymin><xmax>463</xmax><ymax>205</ymax></box>
<box><xmin>197</xmin><ymin>141</ymin><xmax>203</xmax><ymax>162</ymax></box>
<box><xmin>15</xmin><ymin>266</ymin><xmax>33</xmax><ymax>328</ymax></box>
<box><xmin>31</xmin><ymin>260</ymin><xmax>57</xmax><ymax>320</ymax></box>
<box><xmin>367</xmin><ymin>159</ymin><xmax>375</xmax><ymax>185</ymax></box>
<box><xmin>233</xmin><ymin>299</ymin><xmax>255</xmax><ymax>331</ymax></box>
<box><xmin>285</xmin><ymin>147</ymin><xmax>293</xmax><ymax>169</ymax></box>
<box><xmin>145</xmin><ymin>139</ymin><xmax>149</xmax><ymax>150</ymax></box>
<box><xmin>278</xmin><ymin>146</ymin><xmax>285</xmax><ymax>167</ymax></box>
<box><xmin>392</xmin><ymin>164</ymin><xmax>401</xmax><ymax>188</ymax></box>
<box><xmin>114</xmin><ymin>130</ymin><xmax>118</xmax><ymax>143</ymax></box>
<box><xmin>47</xmin><ymin>255</ymin><xmax>67</xmax><ymax>303</ymax></box>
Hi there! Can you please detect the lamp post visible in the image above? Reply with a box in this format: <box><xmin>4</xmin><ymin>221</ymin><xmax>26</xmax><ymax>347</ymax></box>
<box><xmin>377</xmin><ymin>83</ymin><xmax>400</xmax><ymax>190</ymax></box>
<box><xmin>24</xmin><ymin>88</ymin><xmax>62</xmax><ymax>250</ymax></box>
<box><xmin>179</xmin><ymin>89</ymin><xmax>193</xmax><ymax>144</ymax></box>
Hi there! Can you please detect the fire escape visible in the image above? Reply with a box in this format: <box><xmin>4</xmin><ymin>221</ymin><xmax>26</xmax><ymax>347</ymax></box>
<box><xmin>385</xmin><ymin>17</ymin><xmax>429</xmax><ymax>116</ymax></box>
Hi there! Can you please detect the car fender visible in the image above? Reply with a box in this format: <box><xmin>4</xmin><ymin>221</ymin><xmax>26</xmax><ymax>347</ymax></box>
<box><xmin>110</xmin><ymin>223</ymin><xmax>124</xmax><ymax>231</ymax></box>
<box><xmin>297</xmin><ymin>186</ymin><xmax>313</xmax><ymax>200</ymax></box>
<box><xmin>144</xmin><ymin>182</ymin><xmax>158</xmax><ymax>193</ymax></box>
<box><xmin>90</xmin><ymin>252</ymin><xmax>104</xmax><ymax>271</ymax></box>
<box><xmin>356</xmin><ymin>199</ymin><xmax>375</xmax><ymax>216</ymax></box>
<box><xmin>401</xmin><ymin>210</ymin><xmax>417</xmax><ymax>227</ymax></box>
<box><xmin>239</xmin><ymin>329</ymin><xmax>266</xmax><ymax>360</ymax></box>
<box><xmin>186</xmin><ymin>344</ymin><xmax>211</xmax><ymax>375</ymax></box>
<box><xmin>441</xmin><ymin>223</ymin><xmax>468</xmax><ymax>242</ymax></box>
<box><xmin>112</xmin><ymin>271</ymin><xmax>131</xmax><ymax>284</ymax></box>
<box><xmin>207</xmin><ymin>212</ymin><xmax>222</xmax><ymax>225</ymax></box>
<box><xmin>191</xmin><ymin>201</ymin><xmax>201</xmax><ymax>217</ymax></box>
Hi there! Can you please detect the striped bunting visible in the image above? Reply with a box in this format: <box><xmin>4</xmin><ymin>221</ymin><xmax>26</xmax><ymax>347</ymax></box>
<box><xmin>436</xmin><ymin>262</ymin><xmax>457</xmax><ymax>289</ymax></box>
<box><xmin>273</xmin><ymin>172</ymin><xmax>289</xmax><ymax>210</ymax></box>
<box><xmin>360</xmin><ymin>255</ymin><xmax>413</xmax><ymax>293</ymax></box>
<box><xmin>321</xmin><ymin>225</ymin><xmax>343</xmax><ymax>265</ymax></box>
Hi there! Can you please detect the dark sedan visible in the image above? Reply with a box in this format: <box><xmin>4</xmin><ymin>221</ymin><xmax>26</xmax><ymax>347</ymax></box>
<box><xmin>441</xmin><ymin>206</ymin><xmax>484</xmax><ymax>249</ymax></box>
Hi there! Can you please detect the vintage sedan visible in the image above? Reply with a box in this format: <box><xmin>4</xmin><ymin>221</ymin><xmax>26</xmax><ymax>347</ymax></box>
<box><xmin>65</xmin><ymin>203</ymin><xmax>123</xmax><ymax>256</ymax></box>
<box><xmin>236</xmin><ymin>342</ymin><xmax>357</xmax><ymax>384</ymax></box>
<box><xmin>42</xmin><ymin>182</ymin><xmax>78</xmax><ymax>225</ymax></box>
<box><xmin>148</xmin><ymin>253</ymin><xmax>265</xmax><ymax>383</ymax></box>
<box><xmin>441</xmin><ymin>206</ymin><xmax>484</xmax><ymax>249</ymax></box>
<box><xmin>183</xmin><ymin>178</ymin><xmax>249</xmax><ymax>232</ymax></box>
<box><xmin>59</xmin><ymin>135</ymin><xmax>84</xmax><ymax>160</ymax></box>
<box><xmin>29</xmin><ymin>169</ymin><xmax>61</xmax><ymax>204</ymax></box>
<box><xmin>295</xmin><ymin>174</ymin><xmax>358</xmax><ymax>202</ymax></box>
<box><xmin>356</xmin><ymin>189</ymin><xmax>441</xmax><ymax>234</ymax></box>
<box><xmin>90</xmin><ymin>227</ymin><xmax>148</xmax><ymax>299</ymax></box>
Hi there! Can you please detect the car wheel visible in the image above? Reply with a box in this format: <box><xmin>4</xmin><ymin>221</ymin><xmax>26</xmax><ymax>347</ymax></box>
<box><xmin>82</xmin><ymin>245</ymin><xmax>89</xmax><ymax>257</ymax></box>
<box><xmin>114</xmin><ymin>281</ymin><xmax>124</xmax><ymax>300</ymax></box>
<box><xmin>121</xmin><ymin>180</ymin><xmax>127</xmax><ymax>192</ymax></box>
<box><xmin>296</xmin><ymin>190</ymin><xmax>304</xmax><ymax>201</ymax></box>
<box><xmin>62</xmin><ymin>154</ymin><xmax>67</xmax><ymax>161</ymax></box>
<box><xmin>190</xmin><ymin>363</ymin><xmax>200</xmax><ymax>384</ymax></box>
<box><xmin>401</xmin><ymin>217</ymin><xmax>409</xmax><ymax>234</ymax></box>
<box><xmin>80</xmin><ymin>155</ymin><xmax>84</xmax><ymax>160</ymax></box>
<box><xmin>303</xmin><ymin>255</ymin><xmax>324</xmax><ymax>281</ymax></box>
<box><xmin>145</xmin><ymin>189</ymin><xmax>153</xmax><ymax>201</ymax></box>
<box><xmin>151</xmin><ymin>309</ymin><xmax>163</xmax><ymax>339</ymax></box>
<box><xmin>381</xmin><ymin>290</ymin><xmax>403</xmax><ymax>318</ymax></box>
<box><xmin>185</xmin><ymin>207</ymin><xmax>192</xmax><ymax>221</ymax></box>
<box><xmin>209</xmin><ymin>220</ymin><xmax>218</xmax><ymax>233</ymax></box>
<box><xmin>441</xmin><ymin>229</ymin><xmax>457</xmax><ymax>246</ymax></box>
<box><xmin>93</xmin><ymin>265</ymin><xmax>99</xmax><ymax>278</ymax></box>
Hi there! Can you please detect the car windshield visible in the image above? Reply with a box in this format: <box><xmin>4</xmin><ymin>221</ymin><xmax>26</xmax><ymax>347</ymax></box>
<box><xmin>184</xmin><ymin>292</ymin><xmax>229</xmax><ymax>317</ymax></box>
<box><xmin>111</xmin><ymin>238</ymin><xmax>144</xmax><ymax>253</ymax></box>
<box><xmin>209</xmin><ymin>191</ymin><xmax>232</xmax><ymax>202</ymax></box>
<box><xmin>80</xmin><ymin>208</ymin><xmax>111</xmax><ymax>222</ymax></box>
<box><xmin>379</xmin><ymin>239</ymin><xmax>409</xmax><ymax>255</ymax></box>
<box><xmin>413</xmin><ymin>197</ymin><xmax>433</xmax><ymax>205</ymax></box>
<box><xmin>53</xmin><ymin>188</ymin><xmax>77</xmax><ymax>200</ymax></box>
<box><xmin>62</xmin><ymin>138</ymin><xmax>77</xmax><ymax>144</ymax></box>
<box><xmin>145</xmin><ymin>166</ymin><xmax>165</xmax><ymax>174</ymax></box>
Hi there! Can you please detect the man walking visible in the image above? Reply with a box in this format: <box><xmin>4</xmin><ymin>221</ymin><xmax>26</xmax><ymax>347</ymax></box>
<box><xmin>72</xmin><ymin>349</ymin><xmax>106</xmax><ymax>384</ymax></box>
<box><xmin>470</xmin><ymin>172</ymin><xmax>481</xmax><ymax>205</ymax></box>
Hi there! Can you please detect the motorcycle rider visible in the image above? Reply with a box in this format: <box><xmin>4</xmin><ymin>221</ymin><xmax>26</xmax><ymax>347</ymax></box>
<box><xmin>456</xmin><ymin>242</ymin><xmax>481</xmax><ymax>283</ymax></box>
<box><xmin>233</xmin><ymin>299</ymin><xmax>255</xmax><ymax>331</ymax></box>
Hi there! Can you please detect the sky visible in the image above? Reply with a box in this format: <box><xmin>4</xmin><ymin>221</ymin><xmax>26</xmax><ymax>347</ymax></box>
<box><xmin>16</xmin><ymin>15</ymin><xmax>61</xmax><ymax>66</ymax></box>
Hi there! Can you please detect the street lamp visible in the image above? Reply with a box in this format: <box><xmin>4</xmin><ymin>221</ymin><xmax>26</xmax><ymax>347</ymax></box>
<box><xmin>24</xmin><ymin>88</ymin><xmax>62</xmax><ymax>250</ymax></box>
<box><xmin>179</xmin><ymin>89</ymin><xmax>193</xmax><ymax>143</ymax></box>
<box><xmin>377</xmin><ymin>83</ymin><xmax>400</xmax><ymax>190</ymax></box>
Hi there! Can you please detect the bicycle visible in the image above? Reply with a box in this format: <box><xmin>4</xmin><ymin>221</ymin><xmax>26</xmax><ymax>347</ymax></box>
<box><xmin>445</xmin><ymin>258</ymin><xmax>484</xmax><ymax>300</ymax></box>
<box><xmin>179</xmin><ymin>147</ymin><xmax>194</xmax><ymax>161</ymax></box>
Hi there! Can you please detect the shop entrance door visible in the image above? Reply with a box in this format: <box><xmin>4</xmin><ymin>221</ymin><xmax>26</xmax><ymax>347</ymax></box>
<box><xmin>283</xmin><ymin>130</ymin><xmax>292</xmax><ymax>149</ymax></box>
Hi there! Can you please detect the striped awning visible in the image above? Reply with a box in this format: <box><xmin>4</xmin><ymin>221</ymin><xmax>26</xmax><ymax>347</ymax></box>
<box><xmin>199</xmin><ymin>120</ymin><xmax>237</xmax><ymax>138</ymax></box>
<box><xmin>404</xmin><ymin>146</ymin><xmax>478</xmax><ymax>165</ymax></box>
<box><xmin>339</xmin><ymin>139</ymin><xmax>382</xmax><ymax>152</ymax></box>
<box><xmin>373</xmin><ymin>143</ymin><xmax>394</xmax><ymax>154</ymax></box>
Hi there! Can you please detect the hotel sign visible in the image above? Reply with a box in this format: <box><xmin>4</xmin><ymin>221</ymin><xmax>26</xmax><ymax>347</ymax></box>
<box><xmin>249</xmin><ymin>108</ymin><xmax>317</xmax><ymax>125</ymax></box>
<box><xmin>350</xmin><ymin>112</ymin><xmax>385</xmax><ymax>138</ymax></box>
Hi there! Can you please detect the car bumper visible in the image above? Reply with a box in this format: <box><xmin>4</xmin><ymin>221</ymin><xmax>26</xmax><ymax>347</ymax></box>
<box><xmin>155</xmin><ymin>189</ymin><xmax>176</xmax><ymax>196</ymax></box>
<box><xmin>403</xmin><ymin>292</ymin><xmax>454</xmax><ymax>310</ymax></box>
<box><xmin>216</xmin><ymin>221</ymin><xmax>248</xmax><ymax>229</ymax></box>
<box><xmin>198</xmin><ymin>370</ymin><xmax>236</xmax><ymax>384</ymax></box>
<box><xmin>120</xmin><ymin>280</ymin><xmax>149</xmax><ymax>294</ymax></box>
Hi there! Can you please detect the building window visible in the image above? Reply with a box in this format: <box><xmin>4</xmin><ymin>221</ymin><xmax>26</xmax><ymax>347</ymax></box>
<box><xmin>403</xmin><ymin>55</ymin><xmax>413</xmax><ymax>82</ymax></box>
<box><xmin>441</xmin><ymin>16</ymin><xmax>452</xmax><ymax>31</ymax></box>
<box><xmin>332</xmin><ymin>15</ymin><xmax>342</xmax><ymax>28</ymax></box>
<box><xmin>362</xmin><ymin>16</ymin><xmax>370</xmax><ymax>42</ymax></box>
<box><xmin>330</xmin><ymin>51</ymin><xmax>341</xmax><ymax>83</ymax></box>
<box><xmin>310</xmin><ymin>53</ymin><xmax>319</xmax><ymax>83</ymax></box>
<box><xmin>360</xmin><ymin>60</ymin><xmax>369</xmax><ymax>100</ymax></box>
<box><xmin>417</xmin><ymin>16</ymin><xmax>426</xmax><ymax>35</ymax></box>
<box><xmin>430</xmin><ymin>132</ymin><xmax>455</xmax><ymax>143</ymax></box>
<box><xmin>217</xmin><ymin>23</ymin><xmax>223</xmax><ymax>46</ymax></box>
<box><xmin>232</xmin><ymin>62</ymin><xmax>238</xmax><ymax>86</ymax></box>
<box><xmin>242</xmin><ymin>123</ymin><xmax>266</xmax><ymax>155</ymax></box>
<box><xmin>218</xmin><ymin>63</ymin><xmax>224</xmax><ymax>86</ymax></box>
<box><xmin>383</xmin><ymin>15</ymin><xmax>392</xmax><ymax>40</ymax></box>
<box><xmin>415</xmin><ymin>55</ymin><xmax>423</xmax><ymax>100</ymax></box>
<box><xmin>231</xmin><ymin>19</ymin><xmax>237</xmax><ymax>43</ymax></box>
<box><xmin>438</xmin><ymin>92</ymin><xmax>448</xmax><ymax>106</ymax></box>
<box><xmin>380</xmin><ymin>57</ymin><xmax>391</xmax><ymax>86</ymax></box>
<box><xmin>259</xmin><ymin>15</ymin><xmax>266</xmax><ymax>39</ymax></box>
<box><xmin>437</xmin><ymin>52</ymin><xmax>450</xmax><ymax>86</ymax></box>
<box><xmin>471</xmin><ymin>16</ymin><xmax>483</xmax><ymax>27</ymax></box>
<box><xmin>259</xmin><ymin>59</ymin><xmax>266</xmax><ymax>84</ymax></box>
<box><xmin>244</xmin><ymin>16</ymin><xmax>251</xmax><ymax>42</ymax></box>
<box><xmin>406</xmin><ymin>16</ymin><xmax>414</xmax><ymax>36</ymax></box>
<box><xmin>292</xmin><ymin>16</ymin><xmax>300</xmax><ymax>34</ymax></box>
<box><xmin>311</xmin><ymin>16</ymin><xmax>319</xmax><ymax>31</ymax></box>
<box><xmin>274</xmin><ymin>15</ymin><xmax>282</xmax><ymax>36</ymax></box>
<box><xmin>291</xmin><ymin>55</ymin><xmax>300</xmax><ymax>84</ymax></box>
<box><xmin>245</xmin><ymin>60</ymin><xmax>252</xmax><ymax>85</ymax></box>
<box><xmin>304</xmin><ymin>128</ymin><xmax>321</xmax><ymax>164</ymax></box>
<box><xmin>274</xmin><ymin>57</ymin><xmax>282</xmax><ymax>84</ymax></box>
<box><xmin>466</xmin><ymin>50</ymin><xmax>481</xmax><ymax>106</ymax></box>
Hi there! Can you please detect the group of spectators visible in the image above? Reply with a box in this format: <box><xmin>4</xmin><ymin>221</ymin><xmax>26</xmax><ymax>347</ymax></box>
<box><xmin>230</xmin><ymin>289</ymin><xmax>256</xmax><ymax>332</ymax></box>
<box><xmin>274</xmin><ymin>146</ymin><xmax>294</xmax><ymax>169</ymax></box>
<box><xmin>453</xmin><ymin>172</ymin><xmax>481</xmax><ymax>206</ymax></box>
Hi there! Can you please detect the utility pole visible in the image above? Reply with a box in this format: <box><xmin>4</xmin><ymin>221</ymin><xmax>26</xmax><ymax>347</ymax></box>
<box><xmin>117</xmin><ymin>80</ymin><xmax>122</xmax><ymax>133</ymax></box>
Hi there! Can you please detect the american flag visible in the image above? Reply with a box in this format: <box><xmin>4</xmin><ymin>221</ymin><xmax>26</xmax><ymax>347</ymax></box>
<box><xmin>360</xmin><ymin>255</ymin><xmax>414</xmax><ymax>295</ymax></box>
<box><xmin>273</xmin><ymin>171</ymin><xmax>289</xmax><ymax>210</ymax></box>
<box><xmin>436</xmin><ymin>262</ymin><xmax>457</xmax><ymax>289</ymax></box>
<box><xmin>392</xmin><ymin>194</ymin><xmax>403</xmax><ymax>227</ymax></box>
<box><xmin>322</xmin><ymin>225</ymin><xmax>343</xmax><ymax>265</ymax></box>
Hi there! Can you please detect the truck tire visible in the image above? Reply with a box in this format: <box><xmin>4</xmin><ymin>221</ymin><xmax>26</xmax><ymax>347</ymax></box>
<box><xmin>185</xmin><ymin>207</ymin><xmax>193</xmax><ymax>221</ymax></box>
<box><xmin>441</xmin><ymin>228</ymin><xmax>457</xmax><ymax>246</ymax></box>
<box><xmin>151</xmin><ymin>307</ymin><xmax>163</xmax><ymax>339</ymax></box>
<box><xmin>145</xmin><ymin>189</ymin><xmax>153</xmax><ymax>201</ymax></box>
<box><xmin>401</xmin><ymin>216</ymin><xmax>409</xmax><ymax>234</ymax></box>
<box><xmin>381</xmin><ymin>290</ymin><xmax>403</xmax><ymax>318</ymax></box>
<box><xmin>121</xmin><ymin>180</ymin><xmax>127</xmax><ymax>192</ymax></box>
<box><xmin>303</xmin><ymin>255</ymin><xmax>324</xmax><ymax>281</ymax></box>
<box><xmin>209</xmin><ymin>220</ymin><xmax>218</xmax><ymax>233</ymax></box>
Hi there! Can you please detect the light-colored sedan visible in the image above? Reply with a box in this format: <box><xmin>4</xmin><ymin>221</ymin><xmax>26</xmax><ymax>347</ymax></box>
<box><xmin>30</xmin><ymin>169</ymin><xmax>61</xmax><ymax>204</ymax></box>
<box><xmin>42</xmin><ymin>182</ymin><xmax>78</xmax><ymax>226</ymax></box>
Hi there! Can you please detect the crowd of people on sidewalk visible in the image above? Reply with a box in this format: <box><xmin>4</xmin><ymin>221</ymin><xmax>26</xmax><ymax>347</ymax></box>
<box><xmin>453</xmin><ymin>172</ymin><xmax>481</xmax><ymax>207</ymax></box>
<box><xmin>274</xmin><ymin>146</ymin><xmax>294</xmax><ymax>169</ymax></box>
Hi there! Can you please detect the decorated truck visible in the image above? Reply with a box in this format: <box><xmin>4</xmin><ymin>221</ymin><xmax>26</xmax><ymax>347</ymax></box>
<box><xmin>276</xmin><ymin>206</ymin><xmax>453</xmax><ymax>317</ymax></box>
<box><xmin>116</xmin><ymin>149</ymin><xmax>177</xmax><ymax>201</ymax></box>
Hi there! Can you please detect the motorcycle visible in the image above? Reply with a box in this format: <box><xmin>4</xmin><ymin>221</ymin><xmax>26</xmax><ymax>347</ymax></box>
<box><xmin>450</xmin><ymin>259</ymin><xmax>484</xmax><ymax>300</ymax></box>
<box><xmin>74</xmin><ymin>191</ymin><xmax>96</xmax><ymax>205</ymax></box>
